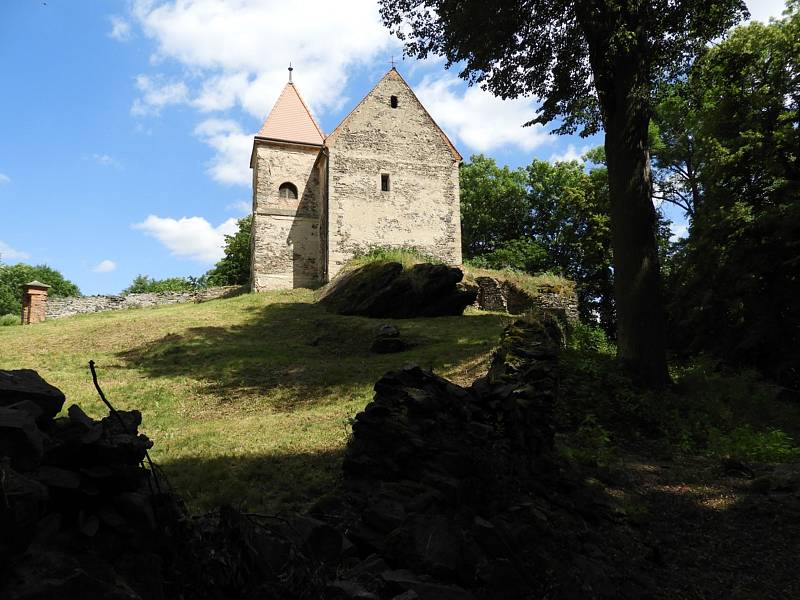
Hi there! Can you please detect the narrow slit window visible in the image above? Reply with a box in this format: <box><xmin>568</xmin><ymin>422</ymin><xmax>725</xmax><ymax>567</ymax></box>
<box><xmin>278</xmin><ymin>182</ymin><xmax>298</xmax><ymax>199</ymax></box>
<box><xmin>381</xmin><ymin>174</ymin><xmax>390</xmax><ymax>192</ymax></box>
<box><xmin>390</xmin><ymin>95</ymin><xmax>398</xmax><ymax>108</ymax></box>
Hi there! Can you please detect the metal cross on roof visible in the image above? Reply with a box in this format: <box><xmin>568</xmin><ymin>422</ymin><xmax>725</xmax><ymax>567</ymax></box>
<box><xmin>288</xmin><ymin>62</ymin><xmax>293</xmax><ymax>83</ymax></box>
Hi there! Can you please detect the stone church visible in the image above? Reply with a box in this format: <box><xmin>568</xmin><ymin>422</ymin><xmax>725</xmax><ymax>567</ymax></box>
<box><xmin>249</xmin><ymin>67</ymin><xmax>463</xmax><ymax>291</ymax></box>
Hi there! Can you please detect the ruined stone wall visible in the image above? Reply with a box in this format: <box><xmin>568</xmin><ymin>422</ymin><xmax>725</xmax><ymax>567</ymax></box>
<box><xmin>473</xmin><ymin>276</ymin><xmax>579</xmax><ymax>322</ymax></box>
<box><xmin>45</xmin><ymin>286</ymin><xmax>246</xmax><ymax>320</ymax></box>
<box><xmin>326</xmin><ymin>70</ymin><xmax>462</xmax><ymax>279</ymax></box>
<box><xmin>251</xmin><ymin>141</ymin><xmax>324</xmax><ymax>291</ymax></box>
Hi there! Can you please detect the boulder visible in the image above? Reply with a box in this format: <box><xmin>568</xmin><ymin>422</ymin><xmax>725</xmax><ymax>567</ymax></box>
<box><xmin>0</xmin><ymin>370</ymin><xmax>65</xmax><ymax>423</ymax></box>
<box><xmin>318</xmin><ymin>262</ymin><xmax>477</xmax><ymax>318</ymax></box>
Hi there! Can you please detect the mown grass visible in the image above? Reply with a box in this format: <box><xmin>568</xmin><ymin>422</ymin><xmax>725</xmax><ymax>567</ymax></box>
<box><xmin>0</xmin><ymin>289</ymin><xmax>507</xmax><ymax>514</ymax></box>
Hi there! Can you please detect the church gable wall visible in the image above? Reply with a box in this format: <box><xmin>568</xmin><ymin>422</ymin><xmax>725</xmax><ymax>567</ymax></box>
<box><xmin>251</xmin><ymin>142</ymin><xmax>324</xmax><ymax>290</ymax></box>
<box><xmin>326</xmin><ymin>72</ymin><xmax>461</xmax><ymax>278</ymax></box>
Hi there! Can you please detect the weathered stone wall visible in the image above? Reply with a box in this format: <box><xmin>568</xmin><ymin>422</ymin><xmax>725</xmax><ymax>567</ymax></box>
<box><xmin>326</xmin><ymin>69</ymin><xmax>462</xmax><ymax>279</ymax></box>
<box><xmin>473</xmin><ymin>276</ymin><xmax>579</xmax><ymax>322</ymax></box>
<box><xmin>251</xmin><ymin>141</ymin><xmax>324</xmax><ymax>291</ymax></box>
<box><xmin>45</xmin><ymin>286</ymin><xmax>246</xmax><ymax>320</ymax></box>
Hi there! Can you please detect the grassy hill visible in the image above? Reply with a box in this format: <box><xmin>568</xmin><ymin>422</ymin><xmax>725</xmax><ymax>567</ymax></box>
<box><xmin>0</xmin><ymin>289</ymin><xmax>508</xmax><ymax>513</ymax></box>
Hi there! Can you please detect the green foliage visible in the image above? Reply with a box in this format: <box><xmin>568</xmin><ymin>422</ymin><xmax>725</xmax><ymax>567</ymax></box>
<box><xmin>0</xmin><ymin>263</ymin><xmax>80</xmax><ymax>316</ymax></box>
<box><xmin>665</xmin><ymin>8</ymin><xmax>800</xmax><ymax>387</ymax></box>
<box><xmin>707</xmin><ymin>427</ymin><xmax>800</xmax><ymax>463</ymax></box>
<box><xmin>205</xmin><ymin>215</ymin><xmax>252</xmax><ymax>286</ymax></box>
<box><xmin>466</xmin><ymin>239</ymin><xmax>548</xmax><ymax>273</ymax></box>
<box><xmin>460</xmin><ymin>155</ymin><xmax>531</xmax><ymax>257</ymax></box>
<box><xmin>559</xmin><ymin>415</ymin><xmax>616</xmax><ymax>467</ymax></box>
<box><xmin>558</xmin><ymin>333</ymin><xmax>800</xmax><ymax>465</ymax></box>
<box><xmin>567</xmin><ymin>322</ymin><xmax>615</xmax><ymax>356</ymax></box>
<box><xmin>123</xmin><ymin>275</ymin><xmax>203</xmax><ymax>294</ymax></box>
<box><xmin>0</xmin><ymin>313</ymin><xmax>21</xmax><ymax>326</ymax></box>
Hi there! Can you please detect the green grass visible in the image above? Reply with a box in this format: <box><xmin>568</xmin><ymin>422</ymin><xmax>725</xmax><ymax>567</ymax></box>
<box><xmin>1</xmin><ymin>313</ymin><xmax>20</xmax><ymax>326</ymax></box>
<box><xmin>0</xmin><ymin>290</ymin><xmax>507</xmax><ymax>513</ymax></box>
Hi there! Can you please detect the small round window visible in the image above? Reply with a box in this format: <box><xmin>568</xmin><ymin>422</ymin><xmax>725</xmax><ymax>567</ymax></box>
<box><xmin>278</xmin><ymin>182</ymin><xmax>298</xmax><ymax>199</ymax></box>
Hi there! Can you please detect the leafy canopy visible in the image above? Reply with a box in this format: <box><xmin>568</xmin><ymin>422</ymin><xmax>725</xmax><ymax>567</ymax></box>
<box><xmin>380</xmin><ymin>0</ymin><xmax>747</xmax><ymax>134</ymax></box>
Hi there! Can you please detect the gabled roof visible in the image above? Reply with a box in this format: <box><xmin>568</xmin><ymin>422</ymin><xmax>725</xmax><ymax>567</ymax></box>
<box><xmin>256</xmin><ymin>82</ymin><xmax>324</xmax><ymax>146</ymax></box>
<box><xmin>326</xmin><ymin>68</ymin><xmax>462</xmax><ymax>162</ymax></box>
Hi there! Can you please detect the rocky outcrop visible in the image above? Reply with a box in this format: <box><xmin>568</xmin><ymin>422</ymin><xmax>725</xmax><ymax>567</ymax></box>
<box><xmin>318</xmin><ymin>262</ymin><xmax>477</xmax><ymax>318</ymax></box>
<box><xmin>45</xmin><ymin>286</ymin><xmax>247</xmax><ymax>320</ymax></box>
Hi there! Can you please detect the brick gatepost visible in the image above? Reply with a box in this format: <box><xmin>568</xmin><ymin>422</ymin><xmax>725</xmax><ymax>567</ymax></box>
<box><xmin>21</xmin><ymin>280</ymin><xmax>51</xmax><ymax>325</ymax></box>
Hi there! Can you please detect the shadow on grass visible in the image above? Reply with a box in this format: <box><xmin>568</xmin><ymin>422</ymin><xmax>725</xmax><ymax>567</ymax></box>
<box><xmin>158</xmin><ymin>447</ymin><xmax>344</xmax><ymax>515</ymax></box>
<box><xmin>119</xmin><ymin>300</ymin><xmax>507</xmax><ymax>411</ymax></box>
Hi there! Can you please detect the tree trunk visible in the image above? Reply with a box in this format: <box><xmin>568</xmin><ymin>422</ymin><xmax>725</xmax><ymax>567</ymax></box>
<box><xmin>603</xmin><ymin>65</ymin><xmax>671</xmax><ymax>388</ymax></box>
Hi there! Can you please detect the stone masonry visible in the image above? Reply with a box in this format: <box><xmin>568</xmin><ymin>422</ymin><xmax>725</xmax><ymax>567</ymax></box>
<box><xmin>45</xmin><ymin>286</ymin><xmax>246</xmax><ymax>320</ymax></box>
<box><xmin>250</xmin><ymin>67</ymin><xmax>462</xmax><ymax>291</ymax></box>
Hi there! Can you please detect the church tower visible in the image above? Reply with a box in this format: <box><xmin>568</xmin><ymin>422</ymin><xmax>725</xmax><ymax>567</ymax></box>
<box><xmin>250</xmin><ymin>69</ymin><xmax>326</xmax><ymax>291</ymax></box>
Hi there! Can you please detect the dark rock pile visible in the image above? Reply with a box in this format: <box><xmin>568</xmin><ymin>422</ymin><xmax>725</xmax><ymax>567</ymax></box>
<box><xmin>370</xmin><ymin>324</ymin><xmax>406</xmax><ymax>354</ymax></box>
<box><xmin>318</xmin><ymin>262</ymin><xmax>478</xmax><ymax>318</ymax></box>
<box><xmin>0</xmin><ymin>369</ymin><xmax>178</xmax><ymax>599</ymax></box>
<box><xmin>1</xmin><ymin>316</ymin><xmax>645</xmax><ymax>599</ymax></box>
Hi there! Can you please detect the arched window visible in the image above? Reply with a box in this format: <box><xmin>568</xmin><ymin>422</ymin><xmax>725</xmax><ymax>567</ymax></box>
<box><xmin>278</xmin><ymin>182</ymin><xmax>298</xmax><ymax>200</ymax></box>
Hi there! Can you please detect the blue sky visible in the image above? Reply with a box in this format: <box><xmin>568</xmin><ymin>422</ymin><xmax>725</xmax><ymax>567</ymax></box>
<box><xmin>0</xmin><ymin>0</ymin><xmax>788</xmax><ymax>294</ymax></box>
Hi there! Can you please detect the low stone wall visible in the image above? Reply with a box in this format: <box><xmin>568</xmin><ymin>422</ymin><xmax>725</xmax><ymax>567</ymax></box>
<box><xmin>45</xmin><ymin>286</ymin><xmax>247</xmax><ymax>320</ymax></box>
<box><xmin>473</xmin><ymin>275</ymin><xmax>579</xmax><ymax>322</ymax></box>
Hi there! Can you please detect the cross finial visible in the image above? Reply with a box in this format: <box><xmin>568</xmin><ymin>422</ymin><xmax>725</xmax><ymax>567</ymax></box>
<box><xmin>390</xmin><ymin>56</ymin><xmax>396</xmax><ymax>69</ymax></box>
<box><xmin>288</xmin><ymin>62</ymin><xmax>293</xmax><ymax>83</ymax></box>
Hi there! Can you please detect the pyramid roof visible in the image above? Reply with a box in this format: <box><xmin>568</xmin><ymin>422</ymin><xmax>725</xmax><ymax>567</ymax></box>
<box><xmin>256</xmin><ymin>83</ymin><xmax>324</xmax><ymax>146</ymax></box>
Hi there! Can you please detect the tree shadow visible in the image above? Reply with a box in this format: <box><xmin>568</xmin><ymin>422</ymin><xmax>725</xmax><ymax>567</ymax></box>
<box><xmin>157</xmin><ymin>448</ymin><xmax>344</xmax><ymax>515</ymax></box>
<box><xmin>118</xmin><ymin>300</ymin><xmax>507</xmax><ymax>412</ymax></box>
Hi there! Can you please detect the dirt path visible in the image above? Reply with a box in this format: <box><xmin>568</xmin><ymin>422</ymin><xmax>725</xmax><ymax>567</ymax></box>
<box><xmin>601</xmin><ymin>452</ymin><xmax>800</xmax><ymax>599</ymax></box>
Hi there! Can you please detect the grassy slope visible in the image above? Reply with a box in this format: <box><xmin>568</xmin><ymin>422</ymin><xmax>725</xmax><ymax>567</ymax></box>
<box><xmin>0</xmin><ymin>290</ymin><xmax>507</xmax><ymax>513</ymax></box>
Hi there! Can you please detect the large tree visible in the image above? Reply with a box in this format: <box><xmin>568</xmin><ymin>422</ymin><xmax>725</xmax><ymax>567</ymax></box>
<box><xmin>380</xmin><ymin>0</ymin><xmax>746</xmax><ymax>387</ymax></box>
<box><xmin>667</xmin><ymin>6</ymin><xmax>800</xmax><ymax>387</ymax></box>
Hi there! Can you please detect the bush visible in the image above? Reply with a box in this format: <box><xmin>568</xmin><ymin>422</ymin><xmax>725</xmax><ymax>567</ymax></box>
<box><xmin>0</xmin><ymin>313</ymin><xmax>20</xmax><ymax>326</ymax></box>
<box><xmin>466</xmin><ymin>239</ymin><xmax>548</xmax><ymax>274</ymax></box>
<box><xmin>0</xmin><ymin>263</ymin><xmax>80</xmax><ymax>316</ymax></box>
<box><xmin>206</xmin><ymin>216</ymin><xmax>252</xmax><ymax>286</ymax></box>
<box><xmin>123</xmin><ymin>275</ymin><xmax>206</xmax><ymax>294</ymax></box>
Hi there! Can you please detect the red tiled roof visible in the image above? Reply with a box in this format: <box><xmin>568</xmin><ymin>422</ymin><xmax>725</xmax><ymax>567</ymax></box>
<box><xmin>256</xmin><ymin>83</ymin><xmax>324</xmax><ymax>146</ymax></box>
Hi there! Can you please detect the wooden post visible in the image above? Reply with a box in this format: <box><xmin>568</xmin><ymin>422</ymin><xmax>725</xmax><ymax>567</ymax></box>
<box><xmin>21</xmin><ymin>281</ymin><xmax>50</xmax><ymax>325</ymax></box>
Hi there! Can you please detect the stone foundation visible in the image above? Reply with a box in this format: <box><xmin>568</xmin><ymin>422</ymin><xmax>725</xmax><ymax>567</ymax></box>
<box><xmin>472</xmin><ymin>276</ymin><xmax>579</xmax><ymax>322</ymax></box>
<box><xmin>45</xmin><ymin>286</ymin><xmax>247</xmax><ymax>320</ymax></box>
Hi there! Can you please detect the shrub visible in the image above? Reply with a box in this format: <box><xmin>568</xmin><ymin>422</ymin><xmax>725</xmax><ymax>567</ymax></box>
<box><xmin>123</xmin><ymin>275</ymin><xmax>204</xmax><ymax>294</ymax></box>
<box><xmin>0</xmin><ymin>313</ymin><xmax>20</xmax><ymax>326</ymax></box>
<box><xmin>0</xmin><ymin>263</ymin><xmax>80</xmax><ymax>316</ymax></box>
<box><xmin>206</xmin><ymin>215</ymin><xmax>252</xmax><ymax>286</ymax></box>
<box><xmin>346</xmin><ymin>246</ymin><xmax>440</xmax><ymax>271</ymax></box>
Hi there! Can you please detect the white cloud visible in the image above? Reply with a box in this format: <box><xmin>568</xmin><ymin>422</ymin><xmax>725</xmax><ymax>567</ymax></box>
<box><xmin>91</xmin><ymin>153</ymin><xmax>121</xmax><ymax>168</ymax></box>
<box><xmin>226</xmin><ymin>200</ymin><xmax>251</xmax><ymax>213</ymax></box>
<box><xmin>670</xmin><ymin>223</ymin><xmax>689</xmax><ymax>242</ymax></box>
<box><xmin>93</xmin><ymin>259</ymin><xmax>118</xmax><ymax>273</ymax></box>
<box><xmin>549</xmin><ymin>144</ymin><xmax>590</xmax><ymax>163</ymax></box>
<box><xmin>0</xmin><ymin>173</ymin><xmax>10</xmax><ymax>184</ymax></box>
<box><xmin>109</xmin><ymin>15</ymin><xmax>133</xmax><ymax>41</ymax></box>
<box><xmin>414</xmin><ymin>74</ymin><xmax>550</xmax><ymax>153</ymax></box>
<box><xmin>131</xmin><ymin>74</ymin><xmax>189</xmax><ymax>116</ymax></box>
<box><xmin>0</xmin><ymin>241</ymin><xmax>29</xmax><ymax>261</ymax></box>
<box><xmin>129</xmin><ymin>0</ymin><xmax>397</xmax><ymax>117</ymax></box>
<box><xmin>133</xmin><ymin>215</ymin><xmax>238</xmax><ymax>262</ymax></box>
<box><xmin>744</xmin><ymin>0</ymin><xmax>787</xmax><ymax>23</ymax></box>
<box><xmin>194</xmin><ymin>119</ymin><xmax>253</xmax><ymax>185</ymax></box>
